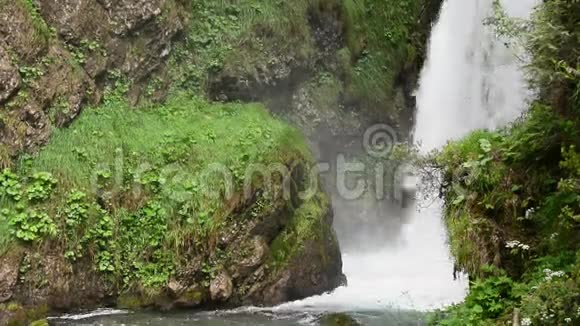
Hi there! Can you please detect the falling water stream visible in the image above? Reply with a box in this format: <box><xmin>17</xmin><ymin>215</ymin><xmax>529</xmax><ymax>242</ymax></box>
<box><xmin>53</xmin><ymin>0</ymin><xmax>537</xmax><ymax>324</ymax></box>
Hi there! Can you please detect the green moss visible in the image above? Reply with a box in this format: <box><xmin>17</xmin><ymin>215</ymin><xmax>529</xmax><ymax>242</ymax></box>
<box><xmin>178</xmin><ymin>288</ymin><xmax>204</xmax><ymax>305</ymax></box>
<box><xmin>268</xmin><ymin>190</ymin><xmax>330</xmax><ymax>269</ymax></box>
<box><xmin>117</xmin><ymin>294</ymin><xmax>149</xmax><ymax>310</ymax></box>
<box><xmin>5</xmin><ymin>303</ymin><xmax>22</xmax><ymax>312</ymax></box>
<box><xmin>29</xmin><ymin>319</ymin><xmax>48</xmax><ymax>326</ymax></box>
<box><xmin>0</xmin><ymin>304</ymin><xmax>48</xmax><ymax>326</ymax></box>
<box><xmin>321</xmin><ymin>313</ymin><xmax>361</xmax><ymax>326</ymax></box>
<box><xmin>170</xmin><ymin>0</ymin><xmax>325</xmax><ymax>94</ymax></box>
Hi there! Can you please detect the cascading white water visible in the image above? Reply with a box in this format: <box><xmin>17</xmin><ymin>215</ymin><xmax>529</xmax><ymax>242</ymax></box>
<box><xmin>276</xmin><ymin>0</ymin><xmax>537</xmax><ymax>313</ymax></box>
<box><xmin>414</xmin><ymin>0</ymin><xmax>536</xmax><ymax>151</ymax></box>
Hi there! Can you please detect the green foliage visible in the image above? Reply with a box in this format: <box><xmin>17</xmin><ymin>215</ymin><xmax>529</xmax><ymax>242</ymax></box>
<box><xmin>103</xmin><ymin>70</ymin><xmax>131</xmax><ymax>105</ymax></box>
<box><xmin>66</xmin><ymin>39</ymin><xmax>106</xmax><ymax>65</ymax></box>
<box><xmin>168</xmin><ymin>0</ymin><xmax>427</xmax><ymax>126</ymax></box>
<box><xmin>0</xmin><ymin>169</ymin><xmax>23</xmax><ymax>201</ymax></box>
<box><xmin>341</xmin><ymin>0</ymin><xmax>424</xmax><ymax>109</ymax></box>
<box><xmin>432</xmin><ymin>269</ymin><xmax>526</xmax><ymax>325</ymax></box>
<box><xmin>26</xmin><ymin>172</ymin><xmax>56</xmax><ymax>202</ymax></box>
<box><xmin>5</xmin><ymin>209</ymin><xmax>57</xmax><ymax>242</ymax></box>
<box><xmin>433</xmin><ymin>0</ymin><xmax>580</xmax><ymax>324</ymax></box>
<box><xmin>18</xmin><ymin>66</ymin><xmax>42</xmax><ymax>86</ymax></box>
<box><xmin>518</xmin><ymin>254</ymin><xmax>580</xmax><ymax>325</ymax></box>
<box><xmin>527</xmin><ymin>0</ymin><xmax>580</xmax><ymax>113</ymax></box>
<box><xmin>170</xmin><ymin>0</ymin><xmax>321</xmax><ymax>93</ymax></box>
<box><xmin>64</xmin><ymin>190</ymin><xmax>88</xmax><ymax>228</ymax></box>
<box><xmin>19</xmin><ymin>0</ymin><xmax>54</xmax><ymax>44</ymax></box>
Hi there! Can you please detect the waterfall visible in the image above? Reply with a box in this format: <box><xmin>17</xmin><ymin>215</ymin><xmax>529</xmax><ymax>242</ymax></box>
<box><xmin>414</xmin><ymin>0</ymin><xmax>537</xmax><ymax>151</ymax></box>
<box><xmin>274</xmin><ymin>0</ymin><xmax>537</xmax><ymax>313</ymax></box>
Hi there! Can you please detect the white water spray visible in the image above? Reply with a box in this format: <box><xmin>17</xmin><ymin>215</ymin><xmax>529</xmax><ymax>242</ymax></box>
<box><xmin>276</xmin><ymin>0</ymin><xmax>537</xmax><ymax>313</ymax></box>
<box><xmin>414</xmin><ymin>0</ymin><xmax>536</xmax><ymax>151</ymax></box>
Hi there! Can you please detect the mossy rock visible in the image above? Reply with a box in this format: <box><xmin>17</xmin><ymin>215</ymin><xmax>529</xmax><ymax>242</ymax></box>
<box><xmin>28</xmin><ymin>320</ymin><xmax>48</xmax><ymax>326</ymax></box>
<box><xmin>320</xmin><ymin>313</ymin><xmax>361</xmax><ymax>326</ymax></box>
<box><xmin>0</xmin><ymin>303</ymin><xmax>48</xmax><ymax>326</ymax></box>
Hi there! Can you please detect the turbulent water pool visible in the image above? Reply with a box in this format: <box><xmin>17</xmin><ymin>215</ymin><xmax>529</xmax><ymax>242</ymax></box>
<box><xmin>51</xmin><ymin>308</ymin><xmax>428</xmax><ymax>326</ymax></box>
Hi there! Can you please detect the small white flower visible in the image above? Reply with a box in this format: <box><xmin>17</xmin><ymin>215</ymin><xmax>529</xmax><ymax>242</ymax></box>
<box><xmin>522</xmin><ymin>317</ymin><xmax>532</xmax><ymax>326</ymax></box>
<box><xmin>520</xmin><ymin>244</ymin><xmax>530</xmax><ymax>251</ymax></box>
<box><xmin>506</xmin><ymin>240</ymin><xmax>521</xmax><ymax>248</ymax></box>
<box><xmin>525</xmin><ymin>208</ymin><xmax>536</xmax><ymax>219</ymax></box>
<box><xmin>550</xmin><ymin>233</ymin><xmax>559</xmax><ymax>240</ymax></box>
<box><xmin>564</xmin><ymin>317</ymin><xmax>572</xmax><ymax>323</ymax></box>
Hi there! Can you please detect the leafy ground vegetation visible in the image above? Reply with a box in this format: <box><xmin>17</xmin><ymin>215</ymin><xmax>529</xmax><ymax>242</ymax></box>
<box><xmin>0</xmin><ymin>91</ymin><xmax>317</xmax><ymax>297</ymax></box>
<box><xmin>429</xmin><ymin>1</ymin><xmax>580</xmax><ymax>324</ymax></box>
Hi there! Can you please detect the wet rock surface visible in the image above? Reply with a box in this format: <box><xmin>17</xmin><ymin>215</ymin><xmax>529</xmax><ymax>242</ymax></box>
<box><xmin>209</xmin><ymin>270</ymin><xmax>233</xmax><ymax>302</ymax></box>
<box><xmin>0</xmin><ymin>252</ymin><xmax>22</xmax><ymax>303</ymax></box>
<box><xmin>0</xmin><ymin>46</ymin><xmax>21</xmax><ymax>104</ymax></box>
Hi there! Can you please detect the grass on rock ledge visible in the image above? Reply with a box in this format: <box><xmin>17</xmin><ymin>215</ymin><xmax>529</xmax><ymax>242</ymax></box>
<box><xmin>0</xmin><ymin>95</ymin><xmax>313</xmax><ymax>289</ymax></box>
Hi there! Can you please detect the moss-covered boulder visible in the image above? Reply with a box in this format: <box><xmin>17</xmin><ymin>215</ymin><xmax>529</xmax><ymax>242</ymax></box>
<box><xmin>0</xmin><ymin>96</ymin><xmax>344</xmax><ymax>316</ymax></box>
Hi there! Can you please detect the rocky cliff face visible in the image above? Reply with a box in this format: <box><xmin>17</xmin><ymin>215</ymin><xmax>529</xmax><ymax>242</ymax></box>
<box><xmin>0</xmin><ymin>0</ymin><xmax>187</xmax><ymax>167</ymax></box>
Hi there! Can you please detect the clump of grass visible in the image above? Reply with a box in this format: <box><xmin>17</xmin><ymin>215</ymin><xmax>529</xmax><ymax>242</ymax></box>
<box><xmin>0</xmin><ymin>217</ymin><xmax>11</xmax><ymax>256</ymax></box>
<box><xmin>27</xmin><ymin>95</ymin><xmax>308</xmax><ymax>189</ymax></box>
<box><xmin>0</xmin><ymin>144</ymin><xmax>11</xmax><ymax>169</ymax></box>
<box><xmin>20</xmin><ymin>0</ymin><xmax>53</xmax><ymax>40</ymax></box>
